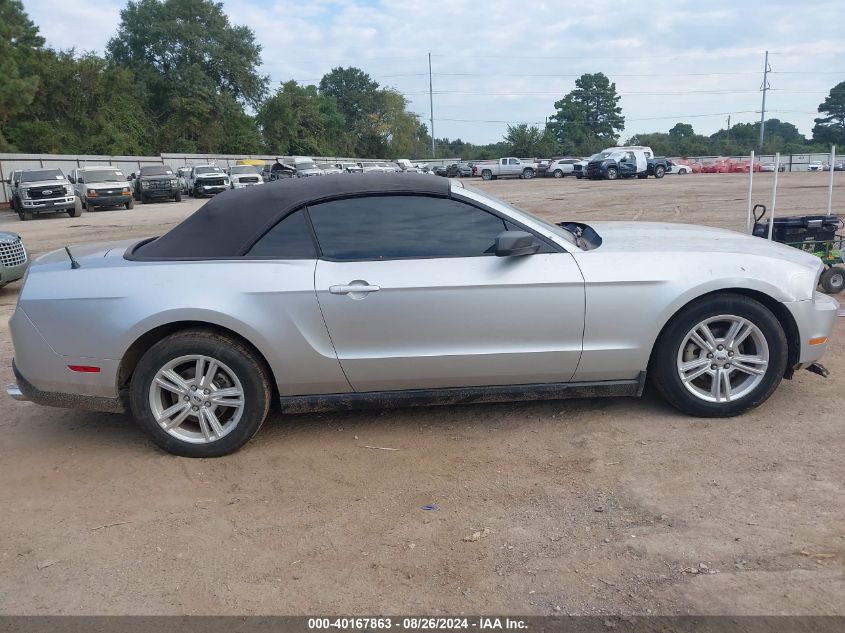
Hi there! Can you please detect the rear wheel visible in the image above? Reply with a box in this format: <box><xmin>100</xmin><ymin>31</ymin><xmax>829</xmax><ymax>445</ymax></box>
<box><xmin>481</xmin><ymin>170</ymin><xmax>492</xmax><ymax>181</ymax></box>
<box><xmin>129</xmin><ymin>330</ymin><xmax>272</xmax><ymax>457</ymax></box>
<box><xmin>126</xmin><ymin>198</ymin><xmax>134</xmax><ymax>210</ymax></box>
<box><xmin>820</xmin><ymin>266</ymin><xmax>845</xmax><ymax>294</ymax></box>
<box><xmin>68</xmin><ymin>199</ymin><xmax>83</xmax><ymax>217</ymax></box>
<box><xmin>22</xmin><ymin>210</ymin><xmax>32</xmax><ymax>221</ymax></box>
<box><xmin>522</xmin><ymin>168</ymin><xmax>535</xmax><ymax>179</ymax></box>
<box><xmin>654</xmin><ymin>165</ymin><xmax>666</xmax><ymax>178</ymax></box>
<box><xmin>651</xmin><ymin>294</ymin><xmax>787</xmax><ymax>418</ymax></box>
<box><xmin>174</xmin><ymin>191</ymin><xmax>182</xmax><ymax>202</ymax></box>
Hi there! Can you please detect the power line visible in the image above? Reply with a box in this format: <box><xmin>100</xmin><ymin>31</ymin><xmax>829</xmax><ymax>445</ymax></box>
<box><xmin>760</xmin><ymin>50</ymin><xmax>771</xmax><ymax>148</ymax></box>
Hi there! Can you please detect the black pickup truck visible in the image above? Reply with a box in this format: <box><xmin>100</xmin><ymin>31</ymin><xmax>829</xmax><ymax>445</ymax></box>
<box><xmin>586</xmin><ymin>149</ymin><xmax>670</xmax><ymax>180</ymax></box>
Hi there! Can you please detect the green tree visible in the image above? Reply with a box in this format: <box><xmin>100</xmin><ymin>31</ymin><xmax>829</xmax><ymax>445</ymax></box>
<box><xmin>0</xmin><ymin>0</ymin><xmax>45</xmax><ymax>149</ymax></box>
<box><xmin>548</xmin><ymin>73</ymin><xmax>624</xmax><ymax>155</ymax></box>
<box><xmin>812</xmin><ymin>81</ymin><xmax>845</xmax><ymax>146</ymax></box>
<box><xmin>107</xmin><ymin>0</ymin><xmax>267</xmax><ymax>152</ymax></box>
<box><xmin>503</xmin><ymin>124</ymin><xmax>543</xmax><ymax>156</ymax></box>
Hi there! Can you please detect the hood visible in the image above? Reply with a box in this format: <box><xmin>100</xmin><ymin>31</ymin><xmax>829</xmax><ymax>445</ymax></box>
<box><xmin>85</xmin><ymin>180</ymin><xmax>130</xmax><ymax>190</ymax></box>
<box><xmin>20</xmin><ymin>178</ymin><xmax>70</xmax><ymax>188</ymax></box>
<box><xmin>195</xmin><ymin>172</ymin><xmax>226</xmax><ymax>179</ymax></box>
<box><xmin>0</xmin><ymin>232</ymin><xmax>21</xmax><ymax>243</ymax></box>
<box><xmin>587</xmin><ymin>221</ymin><xmax>822</xmax><ymax>271</ymax></box>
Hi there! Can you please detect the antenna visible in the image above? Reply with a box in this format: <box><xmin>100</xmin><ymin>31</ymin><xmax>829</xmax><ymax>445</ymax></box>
<box><xmin>64</xmin><ymin>246</ymin><xmax>81</xmax><ymax>269</ymax></box>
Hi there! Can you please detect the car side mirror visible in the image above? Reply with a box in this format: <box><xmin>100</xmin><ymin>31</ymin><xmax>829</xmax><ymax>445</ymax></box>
<box><xmin>494</xmin><ymin>231</ymin><xmax>540</xmax><ymax>257</ymax></box>
<box><xmin>68</xmin><ymin>176</ymin><xmax>76</xmax><ymax>184</ymax></box>
<box><xmin>128</xmin><ymin>174</ymin><xmax>135</xmax><ymax>180</ymax></box>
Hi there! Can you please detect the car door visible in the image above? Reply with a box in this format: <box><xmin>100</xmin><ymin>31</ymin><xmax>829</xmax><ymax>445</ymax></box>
<box><xmin>73</xmin><ymin>170</ymin><xmax>85</xmax><ymax>198</ymax></box>
<box><xmin>310</xmin><ymin>194</ymin><xmax>585</xmax><ymax>393</ymax></box>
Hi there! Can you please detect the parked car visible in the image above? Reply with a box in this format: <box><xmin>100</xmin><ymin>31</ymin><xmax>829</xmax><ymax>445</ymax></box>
<box><xmin>546</xmin><ymin>158</ymin><xmax>583</xmax><ymax>178</ymax></box>
<box><xmin>290</xmin><ymin>157</ymin><xmax>323</xmax><ymax>178</ymax></box>
<box><xmin>227</xmin><ymin>165</ymin><xmax>264</xmax><ymax>189</ymax></box>
<box><xmin>602</xmin><ymin>146</ymin><xmax>671</xmax><ymax>179</ymax></box>
<box><xmin>586</xmin><ymin>149</ymin><xmax>648</xmax><ymax>180</ymax></box>
<box><xmin>318</xmin><ymin>164</ymin><xmax>343</xmax><ymax>176</ymax></box>
<box><xmin>14</xmin><ymin>168</ymin><xmax>78</xmax><ymax>220</ymax></box>
<box><xmin>177</xmin><ymin>167</ymin><xmax>191</xmax><ymax>194</ymax></box>
<box><xmin>0</xmin><ymin>231</ymin><xmax>28</xmax><ymax>289</ymax></box>
<box><xmin>131</xmin><ymin>165</ymin><xmax>181</xmax><ymax>204</ymax></box>
<box><xmin>478</xmin><ymin>157</ymin><xmax>537</xmax><ymax>180</ymax></box>
<box><xmin>70</xmin><ymin>166</ymin><xmax>133</xmax><ymax>211</ymax></box>
<box><xmin>455</xmin><ymin>162</ymin><xmax>473</xmax><ymax>177</ymax></box>
<box><xmin>395</xmin><ymin>159</ymin><xmax>419</xmax><ymax>172</ymax></box>
<box><xmin>358</xmin><ymin>161</ymin><xmax>387</xmax><ymax>173</ymax></box>
<box><xmin>188</xmin><ymin>165</ymin><xmax>229</xmax><ymax>197</ymax></box>
<box><xmin>432</xmin><ymin>165</ymin><xmax>448</xmax><ymax>177</ymax></box>
<box><xmin>668</xmin><ymin>163</ymin><xmax>693</xmax><ymax>175</ymax></box>
<box><xmin>808</xmin><ymin>161</ymin><xmax>825</xmax><ymax>172</ymax></box>
<box><xmin>6</xmin><ymin>169</ymin><xmax>22</xmax><ymax>211</ymax></box>
<box><xmin>760</xmin><ymin>163</ymin><xmax>786</xmax><ymax>173</ymax></box>
<box><xmin>7</xmin><ymin>174</ymin><xmax>837</xmax><ymax>457</ymax></box>
<box><xmin>336</xmin><ymin>162</ymin><xmax>363</xmax><ymax>174</ymax></box>
<box><xmin>262</xmin><ymin>162</ymin><xmax>296</xmax><ymax>182</ymax></box>
<box><xmin>379</xmin><ymin>162</ymin><xmax>401</xmax><ymax>173</ymax></box>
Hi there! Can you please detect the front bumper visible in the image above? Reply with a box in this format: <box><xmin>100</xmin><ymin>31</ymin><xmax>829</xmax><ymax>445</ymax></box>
<box><xmin>195</xmin><ymin>183</ymin><xmax>227</xmax><ymax>194</ymax></box>
<box><xmin>87</xmin><ymin>194</ymin><xmax>131</xmax><ymax>207</ymax></box>
<box><xmin>784</xmin><ymin>292</ymin><xmax>840</xmax><ymax>367</ymax></box>
<box><xmin>0</xmin><ymin>259</ymin><xmax>29</xmax><ymax>285</ymax></box>
<box><xmin>21</xmin><ymin>197</ymin><xmax>75</xmax><ymax>211</ymax></box>
<box><xmin>232</xmin><ymin>180</ymin><xmax>263</xmax><ymax>189</ymax></box>
<box><xmin>141</xmin><ymin>188</ymin><xmax>176</xmax><ymax>199</ymax></box>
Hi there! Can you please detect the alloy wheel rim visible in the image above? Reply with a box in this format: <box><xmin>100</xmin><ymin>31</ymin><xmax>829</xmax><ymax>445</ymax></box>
<box><xmin>676</xmin><ymin>314</ymin><xmax>769</xmax><ymax>403</ymax></box>
<box><xmin>148</xmin><ymin>354</ymin><xmax>245</xmax><ymax>444</ymax></box>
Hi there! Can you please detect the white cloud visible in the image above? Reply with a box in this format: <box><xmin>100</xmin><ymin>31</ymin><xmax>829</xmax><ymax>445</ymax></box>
<box><xmin>22</xmin><ymin>0</ymin><xmax>845</xmax><ymax>144</ymax></box>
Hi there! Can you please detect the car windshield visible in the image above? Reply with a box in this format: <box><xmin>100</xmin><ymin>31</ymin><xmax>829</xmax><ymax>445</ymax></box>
<box><xmin>140</xmin><ymin>166</ymin><xmax>173</xmax><ymax>176</ymax></box>
<box><xmin>21</xmin><ymin>169</ymin><xmax>63</xmax><ymax>182</ymax></box>
<box><xmin>458</xmin><ymin>185</ymin><xmax>578</xmax><ymax>247</ymax></box>
<box><xmin>230</xmin><ymin>166</ymin><xmax>258</xmax><ymax>174</ymax></box>
<box><xmin>196</xmin><ymin>166</ymin><xmax>223</xmax><ymax>174</ymax></box>
<box><xmin>589</xmin><ymin>152</ymin><xmax>616</xmax><ymax>161</ymax></box>
<box><xmin>83</xmin><ymin>169</ymin><xmax>123</xmax><ymax>182</ymax></box>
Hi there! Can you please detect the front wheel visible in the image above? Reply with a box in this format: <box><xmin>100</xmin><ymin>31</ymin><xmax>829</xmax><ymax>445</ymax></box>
<box><xmin>126</xmin><ymin>198</ymin><xmax>134</xmax><ymax>210</ymax></box>
<box><xmin>651</xmin><ymin>294</ymin><xmax>787</xmax><ymax>418</ymax></box>
<box><xmin>68</xmin><ymin>199</ymin><xmax>83</xmax><ymax>217</ymax></box>
<box><xmin>522</xmin><ymin>168</ymin><xmax>534</xmax><ymax>179</ymax></box>
<box><xmin>129</xmin><ymin>330</ymin><xmax>272</xmax><ymax>457</ymax></box>
<box><xmin>820</xmin><ymin>266</ymin><xmax>845</xmax><ymax>294</ymax></box>
<box><xmin>553</xmin><ymin>170</ymin><xmax>563</xmax><ymax>178</ymax></box>
<box><xmin>174</xmin><ymin>191</ymin><xmax>182</xmax><ymax>202</ymax></box>
<box><xmin>606</xmin><ymin>167</ymin><xmax>618</xmax><ymax>180</ymax></box>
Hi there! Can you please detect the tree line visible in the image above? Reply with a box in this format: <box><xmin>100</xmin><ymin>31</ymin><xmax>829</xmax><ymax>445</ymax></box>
<box><xmin>1</xmin><ymin>0</ymin><xmax>843</xmax><ymax>160</ymax></box>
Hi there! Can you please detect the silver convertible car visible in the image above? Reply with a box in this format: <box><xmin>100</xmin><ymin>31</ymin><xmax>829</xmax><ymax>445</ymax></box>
<box><xmin>6</xmin><ymin>174</ymin><xmax>838</xmax><ymax>456</ymax></box>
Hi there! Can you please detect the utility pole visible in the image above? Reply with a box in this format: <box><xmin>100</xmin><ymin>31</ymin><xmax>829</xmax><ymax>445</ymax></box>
<box><xmin>759</xmin><ymin>50</ymin><xmax>770</xmax><ymax>150</ymax></box>
<box><xmin>428</xmin><ymin>52</ymin><xmax>435</xmax><ymax>159</ymax></box>
<box><xmin>726</xmin><ymin>115</ymin><xmax>731</xmax><ymax>144</ymax></box>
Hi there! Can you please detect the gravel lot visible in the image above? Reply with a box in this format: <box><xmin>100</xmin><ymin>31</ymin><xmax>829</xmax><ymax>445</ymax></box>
<box><xmin>1</xmin><ymin>173</ymin><xmax>843</xmax><ymax>615</ymax></box>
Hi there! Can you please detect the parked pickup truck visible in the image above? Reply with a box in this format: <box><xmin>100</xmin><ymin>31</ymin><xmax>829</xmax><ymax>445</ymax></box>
<box><xmin>188</xmin><ymin>164</ymin><xmax>229</xmax><ymax>197</ymax></box>
<box><xmin>478</xmin><ymin>158</ymin><xmax>537</xmax><ymax>180</ymax></box>
<box><xmin>586</xmin><ymin>148</ymin><xmax>671</xmax><ymax>180</ymax></box>
<box><xmin>14</xmin><ymin>168</ymin><xmax>79</xmax><ymax>220</ymax></box>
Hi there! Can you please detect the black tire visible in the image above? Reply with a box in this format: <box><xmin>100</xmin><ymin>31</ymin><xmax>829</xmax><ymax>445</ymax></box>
<box><xmin>637</xmin><ymin>174</ymin><xmax>648</xmax><ymax>179</ymax></box>
<box><xmin>553</xmin><ymin>170</ymin><xmax>563</xmax><ymax>178</ymax></box>
<box><xmin>654</xmin><ymin>165</ymin><xmax>666</xmax><ymax>178</ymax></box>
<box><xmin>522</xmin><ymin>168</ymin><xmax>534</xmax><ymax>179</ymax></box>
<box><xmin>481</xmin><ymin>170</ymin><xmax>492</xmax><ymax>181</ymax></box>
<box><xmin>820</xmin><ymin>267</ymin><xmax>845</xmax><ymax>294</ymax></box>
<box><xmin>606</xmin><ymin>167</ymin><xmax>618</xmax><ymax>180</ymax></box>
<box><xmin>651</xmin><ymin>293</ymin><xmax>787</xmax><ymax>418</ymax></box>
<box><xmin>141</xmin><ymin>194</ymin><xmax>149</xmax><ymax>204</ymax></box>
<box><xmin>575</xmin><ymin>173</ymin><xmax>583</xmax><ymax>179</ymax></box>
<box><xmin>22</xmin><ymin>210</ymin><xmax>32</xmax><ymax>221</ymax></box>
<box><xmin>174</xmin><ymin>191</ymin><xmax>182</xmax><ymax>202</ymax></box>
<box><xmin>133</xmin><ymin>189</ymin><xmax>140</xmax><ymax>201</ymax></box>
<box><xmin>126</xmin><ymin>198</ymin><xmax>134</xmax><ymax>210</ymax></box>
<box><xmin>68</xmin><ymin>200</ymin><xmax>83</xmax><ymax>217</ymax></box>
<box><xmin>129</xmin><ymin>330</ymin><xmax>273</xmax><ymax>457</ymax></box>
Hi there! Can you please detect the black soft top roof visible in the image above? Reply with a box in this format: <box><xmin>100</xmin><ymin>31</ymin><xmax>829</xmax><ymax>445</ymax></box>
<box><xmin>133</xmin><ymin>173</ymin><xmax>451</xmax><ymax>259</ymax></box>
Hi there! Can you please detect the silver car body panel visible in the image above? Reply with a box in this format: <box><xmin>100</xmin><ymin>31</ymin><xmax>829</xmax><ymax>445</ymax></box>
<box><xmin>7</xmin><ymin>181</ymin><xmax>837</xmax><ymax>412</ymax></box>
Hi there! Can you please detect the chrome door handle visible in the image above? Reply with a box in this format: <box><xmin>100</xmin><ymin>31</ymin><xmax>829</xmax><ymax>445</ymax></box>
<box><xmin>329</xmin><ymin>284</ymin><xmax>381</xmax><ymax>295</ymax></box>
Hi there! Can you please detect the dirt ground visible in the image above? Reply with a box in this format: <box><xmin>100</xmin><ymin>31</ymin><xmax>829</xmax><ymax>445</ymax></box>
<box><xmin>0</xmin><ymin>173</ymin><xmax>843</xmax><ymax>616</ymax></box>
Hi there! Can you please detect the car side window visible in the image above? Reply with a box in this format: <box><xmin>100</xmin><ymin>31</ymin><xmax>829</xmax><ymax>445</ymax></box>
<box><xmin>247</xmin><ymin>209</ymin><xmax>317</xmax><ymax>259</ymax></box>
<box><xmin>307</xmin><ymin>195</ymin><xmax>512</xmax><ymax>261</ymax></box>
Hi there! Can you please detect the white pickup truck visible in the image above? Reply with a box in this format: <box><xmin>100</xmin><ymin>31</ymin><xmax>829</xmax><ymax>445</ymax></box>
<box><xmin>478</xmin><ymin>158</ymin><xmax>537</xmax><ymax>180</ymax></box>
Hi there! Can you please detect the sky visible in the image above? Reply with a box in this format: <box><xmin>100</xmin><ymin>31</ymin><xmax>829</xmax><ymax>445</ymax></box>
<box><xmin>22</xmin><ymin>0</ymin><xmax>845</xmax><ymax>145</ymax></box>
